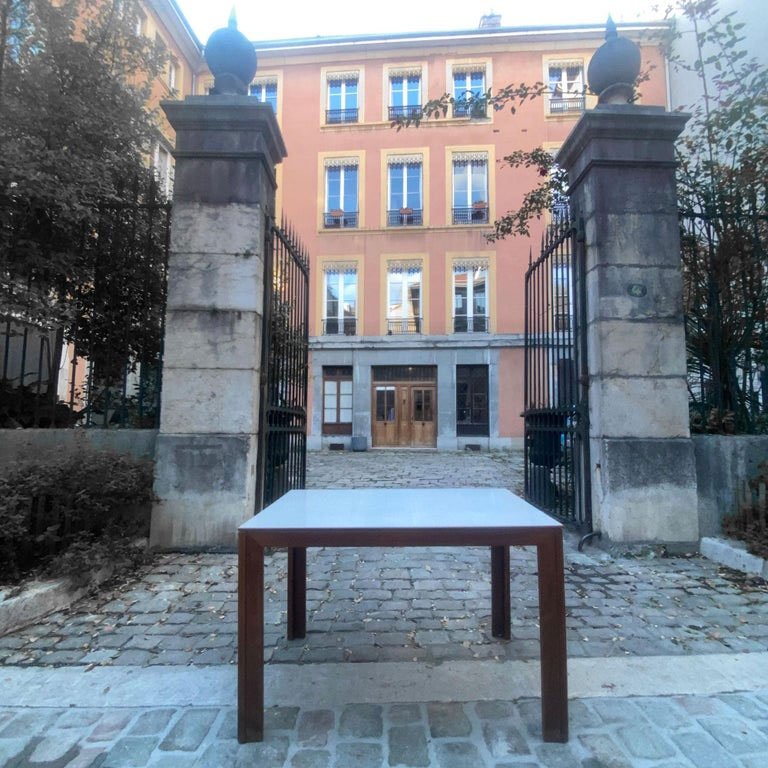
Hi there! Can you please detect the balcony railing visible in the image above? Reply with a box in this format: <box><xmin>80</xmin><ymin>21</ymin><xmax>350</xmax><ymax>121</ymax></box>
<box><xmin>452</xmin><ymin>101</ymin><xmax>487</xmax><ymax>119</ymax></box>
<box><xmin>387</xmin><ymin>208</ymin><xmax>423</xmax><ymax>227</ymax></box>
<box><xmin>386</xmin><ymin>317</ymin><xmax>422</xmax><ymax>335</ymax></box>
<box><xmin>388</xmin><ymin>104</ymin><xmax>423</xmax><ymax>120</ymax></box>
<box><xmin>323</xmin><ymin>318</ymin><xmax>357</xmax><ymax>336</ymax></box>
<box><xmin>324</xmin><ymin>210</ymin><xmax>358</xmax><ymax>229</ymax></box>
<box><xmin>453</xmin><ymin>315</ymin><xmax>489</xmax><ymax>333</ymax></box>
<box><xmin>326</xmin><ymin>108</ymin><xmax>359</xmax><ymax>124</ymax></box>
<box><xmin>548</xmin><ymin>96</ymin><xmax>585</xmax><ymax>115</ymax></box>
<box><xmin>452</xmin><ymin>205</ymin><xmax>489</xmax><ymax>225</ymax></box>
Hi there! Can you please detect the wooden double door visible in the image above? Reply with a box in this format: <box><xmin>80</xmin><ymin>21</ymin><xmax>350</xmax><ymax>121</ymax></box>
<box><xmin>372</xmin><ymin>382</ymin><xmax>436</xmax><ymax>447</ymax></box>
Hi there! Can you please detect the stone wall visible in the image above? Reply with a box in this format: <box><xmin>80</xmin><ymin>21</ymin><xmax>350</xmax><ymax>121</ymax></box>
<box><xmin>693</xmin><ymin>434</ymin><xmax>768</xmax><ymax>537</ymax></box>
<box><xmin>0</xmin><ymin>429</ymin><xmax>157</xmax><ymax>471</ymax></box>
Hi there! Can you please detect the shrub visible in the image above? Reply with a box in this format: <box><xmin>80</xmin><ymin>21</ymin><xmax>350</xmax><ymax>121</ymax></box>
<box><xmin>0</xmin><ymin>449</ymin><xmax>154</xmax><ymax>584</ymax></box>
<box><xmin>722</xmin><ymin>461</ymin><xmax>768</xmax><ymax>560</ymax></box>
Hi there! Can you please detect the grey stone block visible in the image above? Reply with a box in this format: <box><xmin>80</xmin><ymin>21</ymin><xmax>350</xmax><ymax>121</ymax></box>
<box><xmin>434</xmin><ymin>741</ymin><xmax>484</xmax><ymax>768</ymax></box>
<box><xmin>481</xmin><ymin>721</ymin><xmax>530</xmax><ymax>758</ymax></box>
<box><xmin>290</xmin><ymin>750</ymin><xmax>331</xmax><ymax>768</ymax></box>
<box><xmin>103</xmin><ymin>736</ymin><xmax>158</xmax><ymax>768</ymax></box>
<box><xmin>387</xmin><ymin>725</ymin><xmax>429</xmax><ymax>767</ymax></box>
<box><xmin>671</xmin><ymin>731</ymin><xmax>740</xmax><ymax>768</ymax></box>
<box><xmin>128</xmin><ymin>709</ymin><xmax>176</xmax><ymax>736</ymax></box>
<box><xmin>159</xmin><ymin>709</ymin><xmax>218</xmax><ymax>751</ymax></box>
<box><xmin>234</xmin><ymin>734</ymin><xmax>290</xmax><ymax>768</ymax></box>
<box><xmin>334</xmin><ymin>742</ymin><xmax>383</xmax><ymax>768</ymax></box>
<box><xmin>338</xmin><ymin>704</ymin><xmax>382</xmax><ymax>738</ymax></box>
<box><xmin>426</xmin><ymin>702</ymin><xmax>471</xmax><ymax>738</ymax></box>
<box><xmin>297</xmin><ymin>710</ymin><xmax>334</xmax><ymax>747</ymax></box>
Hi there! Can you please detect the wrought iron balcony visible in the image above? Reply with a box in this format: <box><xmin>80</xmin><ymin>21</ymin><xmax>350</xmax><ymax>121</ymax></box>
<box><xmin>387</xmin><ymin>208</ymin><xmax>423</xmax><ymax>227</ymax></box>
<box><xmin>386</xmin><ymin>317</ymin><xmax>422</xmax><ymax>335</ymax></box>
<box><xmin>323</xmin><ymin>210</ymin><xmax>358</xmax><ymax>229</ymax></box>
<box><xmin>388</xmin><ymin>104</ymin><xmax>423</xmax><ymax>120</ymax></box>
<box><xmin>325</xmin><ymin>108</ymin><xmax>359</xmax><ymax>124</ymax></box>
<box><xmin>453</xmin><ymin>315</ymin><xmax>489</xmax><ymax>333</ymax></box>
<box><xmin>548</xmin><ymin>96</ymin><xmax>585</xmax><ymax>115</ymax></box>
<box><xmin>452</xmin><ymin>205</ymin><xmax>489</xmax><ymax>225</ymax></box>
<box><xmin>452</xmin><ymin>101</ymin><xmax>487</xmax><ymax>119</ymax></box>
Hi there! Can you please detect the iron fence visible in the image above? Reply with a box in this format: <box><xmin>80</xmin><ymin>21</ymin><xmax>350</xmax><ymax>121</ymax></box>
<box><xmin>0</xmin><ymin>182</ymin><xmax>171</xmax><ymax>429</ymax></box>
<box><xmin>257</xmin><ymin>218</ymin><xmax>310</xmax><ymax>510</ymax></box>
<box><xmin>682</xmin><ymin>211</ymin><xmax>768</xmax><ymax>434</ymax></box>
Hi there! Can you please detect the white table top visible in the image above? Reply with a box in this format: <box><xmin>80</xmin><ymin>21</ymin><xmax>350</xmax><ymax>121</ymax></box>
<box><xmin>240</xmin><ymin>488</ymin><xmax>561</xmax><ymax>531</ymax></box>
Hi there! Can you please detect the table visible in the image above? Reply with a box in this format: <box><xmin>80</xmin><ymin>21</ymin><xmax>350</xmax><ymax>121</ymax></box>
<box><xmin>238</xmin><ymin>488</ymin><xmax>568</xmax><ymax>743</ymax></box>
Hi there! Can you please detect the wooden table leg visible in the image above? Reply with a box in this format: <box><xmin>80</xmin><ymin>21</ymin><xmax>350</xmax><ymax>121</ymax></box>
<box><xmin>536</xmin><ymin>531</ymin><xmax>569</xmax><ymax>742</ymax></box>
<box><xmin>287</xmin><ymin>547</ymin><xmax>307</xmax><ymax>640</ymax></box>
<box><xmin>491</xmin><ymin>545</ymin><xmax>511</xmax><ymax>639</ymax></box>
<box><xmin>238</xmin><ymin>532</ymin><xmax>264</xmax><ymax>742</ymax></box>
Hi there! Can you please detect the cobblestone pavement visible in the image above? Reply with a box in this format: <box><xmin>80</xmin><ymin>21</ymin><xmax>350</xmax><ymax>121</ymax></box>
<box><xmin>2</xmin><ymin>449</ymin><xmax>768</xmax><ymax>767</ymax></box>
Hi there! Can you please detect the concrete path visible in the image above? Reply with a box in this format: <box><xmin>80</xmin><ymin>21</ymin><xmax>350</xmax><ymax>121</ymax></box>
<box><xmin>1</xmin><ymin>449</ymin><xmax>768</xmax><ymax>767</ymax></box>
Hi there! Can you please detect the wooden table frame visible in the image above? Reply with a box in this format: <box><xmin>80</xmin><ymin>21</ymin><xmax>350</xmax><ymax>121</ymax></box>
<box><xmin>238</xmin><ymin>489</ymin><xmax>568</xmax><ymax>744</ymax></box>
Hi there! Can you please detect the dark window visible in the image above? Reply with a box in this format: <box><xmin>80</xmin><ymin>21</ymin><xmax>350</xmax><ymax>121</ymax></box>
<box><xmin>456</xmin><ymin>364</ymin><xmax>489</xmax><ymax>436</ymax></box>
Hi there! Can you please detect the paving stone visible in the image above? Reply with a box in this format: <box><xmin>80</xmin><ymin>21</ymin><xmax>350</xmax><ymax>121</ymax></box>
<box><xmin>475</xmin><ymin>700</ymin><xmax>517</xmax><ymax>720</ymax></box>
<box><xmin>481</xmin><ymin>721</ymin><xmax>530</xmax><ymax>759</ymax></box>
<box><xmin>128</xmin><ymin>709</ymin><xmax>176</xmax><ymax>736</ymax></box>
<box><xmin>103</xmin><ymin>736</ymin><xmax>158</xmax><ymax>767</ymax></box>
<box><xmin>88</xmin><ymin>713</ymin><xmax>134</xmax><ymax>743</ymax></box>
<box><xmin>387</xmin><ymin>704</ymin><xmax>422</xmax><ymax>725</ymax></box>
<box><xmin>55</xmin><ymin>710</ymin><xmax>103</xmax><ymax>729</ymax></box>
<box><xmin>635</xmin><ymin>698</ymin><xmax>691</xmax><ymax>730</ymax></box>
<box><xmin>234</xmin><ymin>734</ymin><xmax>290</xmax><ymax>768</ymax></box>
<box><xmin>427</xmin><ymin>702</ymin><xmax>472</xmax><ymax>738</ymax></box>
<box><xmin>196</xmin><ymin>741</ymin><xmax>238</xmax><ymax>767</ymax></box>
<box><xmin>62</xmin><ymin>746</ymin><xmax>109</xmax><ymax>768</ymax></box>
<box><xmin>671</xmin><ymin>731</ymin><xmax>740</xmax><ymax>768</ymax></box>
<box><xmin>716</xmin><ymin>693</ymin><xmax>768</xmax><ymax>720</ymax></box>
<box><xmin>1</xmin><ymin>712</ymin><xmax>59</xmax><ymax>737</ymax></box>
<box><xmin>434</xmin><ymin>741</ymin><xmax>485</xmax><ymax>768</ymax></box>
<box><xmin>534</xmin><ymin>743</ymin><xmax>583</xmax><ymax>768</ymax></box>
<box><xmin>144</xmin><ymin>755</ymin><xmax>197</xmax><ymax>767</ymax></box>
<box><xmin>387</xmin><ymin>724</ymin><xmax>429</xmax><ymax>767</ymax></box>
<box><xmin>112</xmin><ymin>650</ymin><xmax>153</xmax><ymax>666</ymax></box>
<box><xmin>697</xmin><ymin>716</ymin><xmax>768</xmax><ymax>754</ymax></box>
<box><xmin>158</xmin><ymin>709</ymin><xmax>217</xmax><ymax>752</ymax></box>
<box><xmin>577</xmin><ymin>734</ymin><xmax>633</xmax><ymax>768</ymax></box>
<box><xmin>28</xmin><ymin>733</ymin><xmax>80</xmax><ymax>764</ymax></box>
<box><xmin>297</xmin><ymin>710</ymin><xmax>334</xmax><ymax>747</ymax></box>
<box><xmin>616</xmin><ymin>724</ymin><xmax>675</xmax><ymax>759</ymax></box>
<box><xmin>338</xmin><ymin>704</ymin><xmax>382</xmax><ymax>738</ymax></box>
<box><xmin>0</xmin><ymin>738</ymin><xmax>29</xmax><ymax>764</ymax></box>
<box><xmin>333</xmin><ymin>742</ymin><xmax>383</xmax><ymax>768</ymax></box>
<box><xmin>590</xmin><ymin>699</ymin><xmax>645</xmax><ymax>725</ymax></box>
<box><xmin>290</xmin><ymin>749</ymin><xmax>331</xmax><ymax>768</ymax></box>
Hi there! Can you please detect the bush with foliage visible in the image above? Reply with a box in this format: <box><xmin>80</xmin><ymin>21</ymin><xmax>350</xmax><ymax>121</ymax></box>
<box><xmin>0</xmin><ymin>449</ymin><xmax>154</xmax><ymax>584</ymax></box>
<box><xmin>723</xmin><ymin>460</ymin><xmax>768</xmax><ymax>560</ymax></box>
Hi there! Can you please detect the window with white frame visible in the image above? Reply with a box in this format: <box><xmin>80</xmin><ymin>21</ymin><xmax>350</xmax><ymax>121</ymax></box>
<box><xmin>322</xmin><ymin>366</ymin><xmax>353</xmax><ymax>435</ymax></box>
<box><xmin>452</xmin><ymin>66</ymin><xmax>486</xmax><ymax>118</ymax></box>
<box><xmin>250</xmin><ymin>77</ymin><xmax>278</xmax><ymax>113</ymax></box>
<box><xmin>387</xmin><ymin>155</ymin><xmax>422</xmax><ymax>226</ymax></box>
<box><xmin>326</xmin><ymin>72</ymin><xmax>359</xmax><ymax>124</ymax></box>
<box><xmin>547</xmin><ymin>61</ymin><xmax>585</xmax><ymax>114</ymax></box>
<box><xmin>323</xmin><ymin>266</ymin><xmax>357</xmax><ymax>335</ymax></box>
<box><xmin>154</xmin><ymin>144</ymin><xmax>173</xmax><ymax>198</ymax></box>
<box><xmin>453</xmin><ymin>260</ymin><xmax>488</xmax><ymax>333</ymax></box>
<box><xmin>452</xmin><ymin>152</ymin><xmax>488</xmax><ymax>224</ymax></box>
<box><xmin>324</xmin><ymin>159</ymin><xmax>359</xmax><ymax>228</ymax></box>
<box><xmin>387</xmin><ymin>264</ymin><xmax>422</xmax><ymax>334</ymax></box>
<box><xmin>388</xmin><ymin>68</ymin><xmax>421</xmax><ymax>120</ymax></box>
<box><xmin>168</xmin><ymin>58</ymin><xmax>178</xmax><ymax>91</ymax></box>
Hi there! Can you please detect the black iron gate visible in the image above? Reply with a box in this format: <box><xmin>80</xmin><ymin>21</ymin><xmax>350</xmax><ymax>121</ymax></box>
<box><xmin>523</xmin><ymin>214</ymin><xmax>592</xmax><ymax>530</ymax></box>
<box><xmin>256</xmin><ymin>218</ymin><xmax>310</xmax><ymax>510</ymax></box>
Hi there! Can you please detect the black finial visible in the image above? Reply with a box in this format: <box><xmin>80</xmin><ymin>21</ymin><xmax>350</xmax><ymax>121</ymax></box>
<box><xmin>587</xmin><ymin>17</ymin><xmax>642</xmax><ymax>105</ymax></box>
<box><xmin>204</xmin><ymin>11</ymin><xmax>257</xmax><ymax>96</ymax></box>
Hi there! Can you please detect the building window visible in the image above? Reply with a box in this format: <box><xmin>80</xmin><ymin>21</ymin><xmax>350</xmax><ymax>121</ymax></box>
<box><xmin>323</xmin><ymin>267</ymin><xmax>357</xmax><ymax>335</ymax></box>
<box><xmin>250</xmin><ymin>78</ymin><xmax>278</xmax><ymax>112</ymax></box>
<box><xmin>547</xmin><ymin>61</ymin><xmax>585</xmax><ymax>114</ymax></box>
<box><xmin>324</xmin><ymin>160</ymin><xmax>358</xmax><ymax>228</ymax></box>
<box><xmin>326</xmin><ymin>74</ymin><xmax>358</xmax><ymax>124</ymax></box>
<box><xmin>387</xmin><ymin>156</ymin><xmax>422</xmax><ymax>226</ymax></box>
<box><xmin>388</xmin><ymin>70</ymin><xmax>421</xmax><ymax>120</ymax></box>
<box><xmin>387</xmin><ymin>264</ymin><xmax>421</xmax><ymax>334</ymax></box>
<box><xmin>452</xmin><ymin>153</ymin><xmax>488</xmax><ymax>224</ymax></box>
<box><xmin>453</xmin><ymin>67</ymin><xmax>486</xmax><ymax>118</ymax></box>
<box><xmin>456</xmin><ymin>364</ymin><xmax>489</xmax><ymax>436</ymax></box>
<box><xmin>154</xmin><ymin>144</ymin><xmax>173</xmax><ymax>198</ymax></box>
<box><xmin>323</xmin><ymin>366</ymin><xmax>353</xmax><ymax>435</ymax></box>
<box><xmin>552</xmin><ymin>262</ymin><xmax>571</xmax><ymax>332</ymax></box>
<box><xmin>453</xmin><ymin>262</ymin><xmax>488</xmax><ymax>333</ymax></box>
<box><xmin>168</xmin><ymin>59</ymin><xmax>178</xmax><ymax>91</ymax></box>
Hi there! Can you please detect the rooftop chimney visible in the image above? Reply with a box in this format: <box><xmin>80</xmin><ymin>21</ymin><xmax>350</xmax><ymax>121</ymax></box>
<box><xmin>479</xmin><ymin>12</ymin><xmax>501</xmax><ymax>28</ymax></box>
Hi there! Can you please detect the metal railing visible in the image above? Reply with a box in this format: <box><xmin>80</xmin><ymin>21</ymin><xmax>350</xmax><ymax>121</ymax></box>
<box><xmin>323</xmin><ymin>211</ymin><xmax>358</xmax><ymax>229</ymax></box>
<box><xmin>453</xmin><ymin>315</ymin><xmax>489</xmax><ymax>333</ymax></box>
<box><xmin>325</xmin><ymin>108</ymin><xmax>359</xmax><ymax>124</ymax></box>
<box><xmin>1</xmin><ymin>182</ymin><xmax>171</xmax><ymax>429</ymax></box>
<box><xmin>387</xmin><ymin>208</ymin><xmax>423</xmax><ymax>227</ymax></box>
<box><xmin>322</xmin><ymin>318</ymin><xmax>357</xmax><ymax>336</ymax></box>
<box><xmin>548</xmin><ymin>96</ymin><xmax>586</xmax><ymax>115</ymax></box>
<box><xmin>386</xmin><ymin>317</ymin><xmax>422</xmax><ymax>335</ymax></box>
<box><xmin>453</xmin><ymin>101</ymin><xmax>487</xmax><ymax>118</ymax></box>
<box><xmin>388</xmin><ymin>104</ymin><xmax>422</xmax><ymax>120</ymax></box>
<box><xmin>452</xmin><ymin>206</ymin><xmax>489</xmax><ymax>225</ymax></box>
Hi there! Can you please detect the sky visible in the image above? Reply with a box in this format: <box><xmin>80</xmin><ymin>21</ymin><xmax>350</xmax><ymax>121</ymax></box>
<box><xmin>174</xmin><ymin>0</ymin><xmax>668</xmax><ymax>45</ymax></box>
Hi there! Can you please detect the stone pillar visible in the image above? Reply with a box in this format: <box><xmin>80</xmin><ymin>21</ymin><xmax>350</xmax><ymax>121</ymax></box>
<box><xmin>150</xmin><ymin>97</ymin><xmax>286</xmax><ymax>549</ymax></box>
<box><xmin>557</xmin><ymin>105</ymin><xmax>699</xmax><ymax>547</ymax></box>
